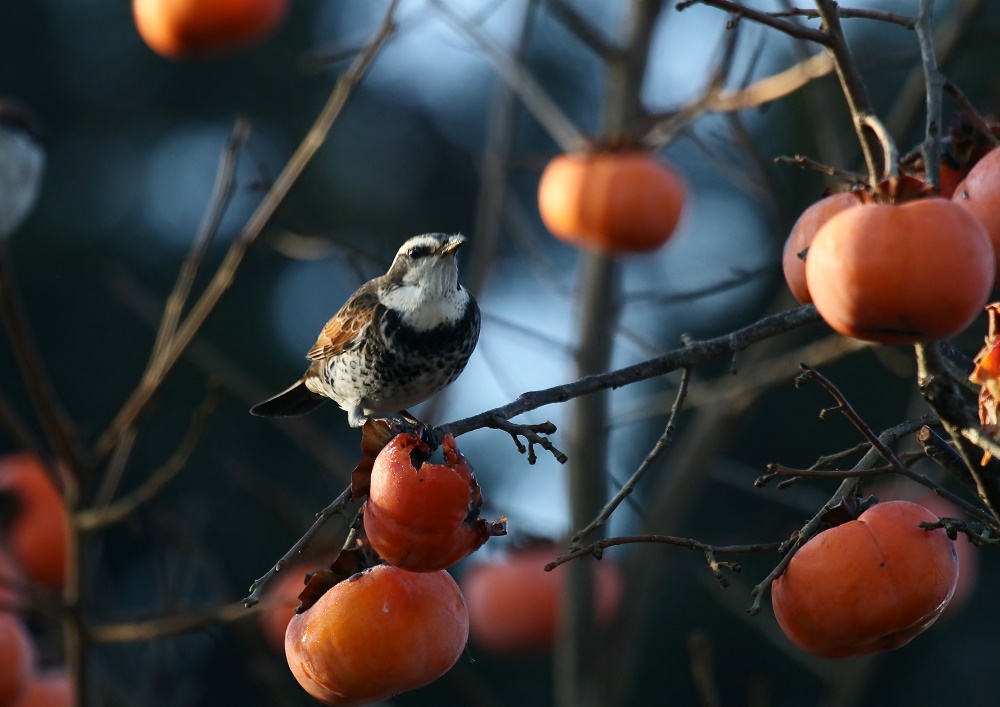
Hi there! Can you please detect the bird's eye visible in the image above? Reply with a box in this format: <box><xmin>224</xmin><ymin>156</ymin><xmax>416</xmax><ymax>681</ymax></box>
<box><xmin>408</xmin><ymin>245</ymin><xmax>432</xmax><ymax>260</ymax></box>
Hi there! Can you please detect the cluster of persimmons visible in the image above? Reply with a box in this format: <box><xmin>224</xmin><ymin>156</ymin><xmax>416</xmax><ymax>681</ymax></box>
<box><xmin>260</xmin><ymin>425</ymin><xmax>627</xmax><ymax>705</ymax></box>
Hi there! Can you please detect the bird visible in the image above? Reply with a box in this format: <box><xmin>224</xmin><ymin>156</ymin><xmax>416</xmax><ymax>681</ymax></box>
<box><xmin>251</xmin><ymin>233</ymin><xmax>481</xmax><ymax>427</ymax></box>
<box><xmin>0</xmin><ymin>100</ymin><xmax>45</xmax><ymax>239</ymax></box>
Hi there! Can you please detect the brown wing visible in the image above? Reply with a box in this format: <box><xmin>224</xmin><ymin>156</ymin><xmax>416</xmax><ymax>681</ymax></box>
<box><xmin>306</xmin><ymin>284</ymin><xmax>381</xmax><ymax>361</ymax></box>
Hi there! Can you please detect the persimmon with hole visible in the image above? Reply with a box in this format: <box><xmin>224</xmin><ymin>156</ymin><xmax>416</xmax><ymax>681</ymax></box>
<box><xmin>462</xmin><ymin>545</ymin><xmax>624</xmax><ymax>655</ymax></box>
<box><xmin>0</xmin><ymin>615</ymin><xmax>34</xmax><ymax>706</ymax></box>
<box><xmin>538</xmin><ymin>151</ymin><xmax>686</xmax><ymax>253</ymax></box>
<box><xmin>363</xmin><ymin>433</ymin><xmax>504</xmax><ymax>572</ymax></box>
<box><xmin>782</xmin><ymin>191</ymin><xmax>863</xmax><ymax>304</ymax></box>
<box><xmin>285</xmin><ymin>564</ymin><xmax>469</xmax><ymax>705</ymax></box>
<box><xmin>0</xmin><ymin>453</ymin><xmax>69</xmax><ymax>590</ymax></box>
<box><xmin>133</xmin><ymin>0</ymin><xmax>288</xmax><ymax>59</ymax></box>
<box><xmin>772</xmin><ymin>500</ymin><xmax>958</xmax><ymax>659</ymax></box>
<box><xmin>806</xmin><ymin>198</ymin><xmax>994</xmax><ymax>344</ymax></box>
<box><xmin>953</xmin><ymin>147</ymin><xmax>1000</xmax><ymax>280</ymax></box>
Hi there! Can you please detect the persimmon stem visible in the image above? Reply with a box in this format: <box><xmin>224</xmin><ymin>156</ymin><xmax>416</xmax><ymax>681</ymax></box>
<box><xmin>860</xmin><ymin>114</ymin><xmax>899</xmax><ymax>180</ymax></box>
<box><xmin>915</xmin><ymin>0</ymin><xmax>943</xmax><ymax>190</ymax></box>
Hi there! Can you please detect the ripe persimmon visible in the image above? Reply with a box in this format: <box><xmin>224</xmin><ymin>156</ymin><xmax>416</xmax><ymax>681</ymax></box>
<box><xmin>133</xmin><ymin>0</ymin><xmax>288</xmax><ymax>59</ymax></box>
<box><xmin>953</xmin><ymin>147</ymin><xmax>1000</xmax><ymax>280</ymax></box>
<box><xmin>806</xmin><ymin>198</ymin><xmax>994</xmax><ymax>344</ymax></box>
<box><xmin>462</xmin><ymin>545</ymin><xmax>624</xmax><ymax>655</ymax></box>
<box><xmin>0</xmin><ymin>454</ymin><xmax>68</xmax><ymax>590</ymax></box>
<box><xmin>10</xmin><ymin>671</ymin><xmax>69</xmax><ymax>707</ymax></box>
<box><xmin>782</xmin><ymin>191</ymin><xmax>864</xmax><ymax>304</ymax></box>
<box><xmin>772</xmin><ymin>500</ymin><xmax>958</xmax><ymax>659</ymax></box>
<box><xmin>363</xmin><ymin>433</ymin><xmax>504</xmax><ymax>572</ymax></box>
<box><xmin>538</xmin><ymin>151</ymin><xmax>686</xmax><ymax>253</ymax></box>
<box><xmin>0</xmin><ymin>615</ymin><xmax>33</xmax><ymax>705</ymax></box>
<box><xmin>285</xmin><ymin>564</ymin><xmax>469</xmax><ymax>705</ymax></box>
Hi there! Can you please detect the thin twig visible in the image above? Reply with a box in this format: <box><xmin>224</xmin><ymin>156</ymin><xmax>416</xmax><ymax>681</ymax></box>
<box><xmin>91</xmin><ymin>600</ymin><xmax>263</xmax><ymax>643</ymax></box>
<box><xmin>92</xmin><ymin>0</ymin><xmax>400</xmax><ymax>462</ymax></box>
<box><xmin>769</xmin><ymin>7</ymin><xmax>915</xmax><ymax>29</ymax></box>
<box><xmin>431</xmin><ymin>0</ymin><xmax>587</xmax><ymax>153</ymax></box>
<box><xmin>545</xmin><ymin>0</ymin><xmax>623</xmax><ymax>60</ymax></box>
<box><xmin>772</xmin><ymin>154</ymin><xmax>867</xmax><ymax>183</ymax></box>
<box><xmin>243</xmin><ymin>485</ymin><xmax>364</xmax><ymax>608</ymax></box>
<box><xmin>148</xmin><ymin>119</ymin><xmax>251</xmax><ymax>365</ymax></box>
<box><xmin>547</xmin><ymin>534</ymin><xmax>782</xmax><ymax>570</ymax></box>
<box><xmin>77</xmin><ymin>389</ymin><xmax>218</xmax><ymax>531</ymax></box>
<box><xmin>676</xmin><ymin>0</ymin><xmax>831</xmax><ymax>44</ymax></box>
<box><xmin>572</xmin><ymin>368</ymin><xmax>692</xmax><ymax>545</ymax></box>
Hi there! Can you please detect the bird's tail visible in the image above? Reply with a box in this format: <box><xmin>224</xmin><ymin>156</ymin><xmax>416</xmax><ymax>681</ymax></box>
<box><xmin>250</xmin><ymin>380</ymin><xmax>326</xmax><ymax>417</ymax></box>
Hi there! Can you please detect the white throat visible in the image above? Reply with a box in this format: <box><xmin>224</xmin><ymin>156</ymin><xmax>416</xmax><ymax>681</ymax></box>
<box><xmin>380</xmin><ymin>283</ymin><xmax>469</xmax><ymax>330</ymax></box>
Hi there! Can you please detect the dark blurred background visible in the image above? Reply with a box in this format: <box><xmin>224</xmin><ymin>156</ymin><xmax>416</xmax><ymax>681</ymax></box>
<box><xmin>2</xmin><ymin>0</ymin><xmax>1000</xmax><ymax>705</ymax></box>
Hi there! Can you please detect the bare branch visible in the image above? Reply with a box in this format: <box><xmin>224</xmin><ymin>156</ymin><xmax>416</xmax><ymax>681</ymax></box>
<box><xmin>77</xmin><ymin>389</ymin><xmax>218</xmax><ymax>531</ymax></box>
<box><xmin>676</xmin><ymin>0</ymin><xmax>831</xmax><ymax>44</ymax></box>
<box><xmin>431</xmin><ymin>0</ymin><xmax>588</xmax><ymax>153</ymax></box>
<box><xmin>437</xmin><ymin>305</ymin><xmax>821</xmax><ymax>438</ymax></box>
<box><xmin>243</xmin><ymin>485</ymin><xmax>363</xmax><ymax>608</ymax></box>
<box><xmin>572</xmin><ymin>368</ymin><xmax>692</xmax><ymax>545</ymax></box>
<box><xmin>547</xmin><ymin>534</ymin><xmax>781</xmax><ymax>570</ymax></box>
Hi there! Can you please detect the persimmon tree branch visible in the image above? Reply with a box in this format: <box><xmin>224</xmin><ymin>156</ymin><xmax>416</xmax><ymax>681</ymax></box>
<box><xmin>430</xmin><ymin>0</ymin><xmax>588</xmax><ymax>153</ymax></box>
<box><xmin>676</xmin><ymin>0</ymin><xmax>831</xmax><ymax>44</ymax></box>
<box><xmin>571</xmin><ymin>367</ymin><xmax>691</xmax><ymax>545</ymax></box>
<box><xmin>768</xmin><ymin>6</ymin><xmax>915</xmax><ymax>28</ymax></box>
<box><xmin>436</xmin><ymin>304</ymin><xmax>821</xmax><ymax>441</ymax></box>
<box><xmin>243</xmin><ymin>485</ymin><xmax>363</xmax><ymax>608</ymax></box>
<box><xmin>915</xmin><ymin>0</ymin><xmax>943</xmax><ymax>190</ymax></box>
<box><xmin>77</xmin><ymin>389</ymin><xmax>218</xmax><ymax>531</ymax></box>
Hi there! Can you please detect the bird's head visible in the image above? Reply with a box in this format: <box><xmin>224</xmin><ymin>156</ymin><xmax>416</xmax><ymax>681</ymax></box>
<box><xmin>387</xmin><ymin>232</ymin><xmax>466</xmax><ymax>292</ymax></box>
<box><xmin>380</xmin><ymin>233</ymin><xmax>470</xmax><ymax>325</ymax></box>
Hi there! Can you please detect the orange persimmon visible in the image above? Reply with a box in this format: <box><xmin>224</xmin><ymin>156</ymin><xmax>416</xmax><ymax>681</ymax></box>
<box><xmin>0</xmin><ymin>454</ymin><xmax>69</xmax><ymax>590</ymax></box>
<box><xmin>133</xmin><ymin>0</ymin><xmax>288</xmax><ymax>59</ymax></box>
<box><xmin>462</xmin><ymin>545</ymin><xmax>624</xmax><ymax>655</ymax></box>
<box><xmin>772</xmin><ymin>500</ymin><xmax>958</xmax><ymax>658</ymax></box>
<box><xmin>782</xmin><ymin>191</ymin><xmax>864</xmax><ymax>304</ymax></box>
<box><xmin>538</xmin><ymin>151</ymin><xmax>686</xmax><ymax>253</ymax></box>
<box><xmin>806</xmin><ymin>198</ymin><xmax>994</xmax><ymax>344</ymax></box>
<box><xmin>363</xmin><ymin>433</ymin><xmax>504</xmax><ymax>572</ymax></box>
<box><xmin>10</xmin><ymin>671</ymin><xmax>69</xmax><ymax>707</ymax></box>
<box><xmin>285</xmin><ymin>564</ymin><xmax>469</xmax><ymax>705</ymax></box>
<box><xmin>0</xmin><ymin>615</ymin><xmax>33</xmax><ymax>706</ymax></box>
<box><xmin>954</xmin><ymin>147</ymin><xmax>1000</xmax><ymax>280</ymax></box>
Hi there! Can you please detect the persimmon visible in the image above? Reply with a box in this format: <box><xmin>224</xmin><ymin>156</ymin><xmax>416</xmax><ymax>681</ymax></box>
<box><xmin>772</xmin><ymin>500</ymin><xmax>958</xmax><ymax>659</ymax></box>
<box><xmin>461</xmin><ymin>545</ymin><xmax>624</xmax><ymax>655</ymax></box>
<box><xmin>133</xmin><ymin>0</ymin><xmax>288</xmax><ymax>59</ymax></box>
<box><xmin>806</xmin><ymin>198</ymin><xmax>994</xmax><ymax>344</ymax></box>
<box><xmin>363</xmin><ymin>433</ymin><xmax>504</xmax><ymax>572</ymax></box>
<box><xmin>782</xmin><ymin>191</ymin><xmax>863</xmax><ymax>304</ymax></box>
<box><xmin>0</xmin><ymin>454</ymin><xmax>69</xmax><ymax>590</ymax></box>
<box><xmin>0</xmin><ymin>615</ymin><xmax>34</xmax><ymax>705</ymax></box>
<box><xmin>537</xmin><ymin>151</ymin><xmax>686</xmax><ymax>253</ymax></box>
<box><xmin>10</xmin><ymin>671</ymin><xmax>69</xmax><ymax>707</ymax></box>
<box><xmin>285</xmin><ymin>564</ymin><xmax>469</xmax><ymax>705</ymax></box>
<box><xmin>953</xmin><ymin>147</ymin><xmax>1000</xmax><ymax>280</ymax></box>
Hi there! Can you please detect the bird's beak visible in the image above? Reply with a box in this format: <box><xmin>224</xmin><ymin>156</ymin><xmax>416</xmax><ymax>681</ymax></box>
<box><xmin>440</xmin><ymin>235</ymin><xmax>466</xmax><ymax>256</ymax></box>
